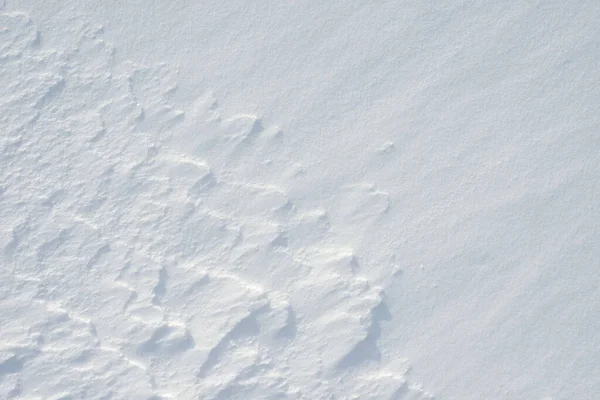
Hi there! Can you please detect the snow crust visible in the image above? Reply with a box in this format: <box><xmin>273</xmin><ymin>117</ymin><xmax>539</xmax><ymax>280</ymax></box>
<box><xmin>2</xmin><ymin>1</ymin><xmax>600</xmax><ymax>399</ymax></box>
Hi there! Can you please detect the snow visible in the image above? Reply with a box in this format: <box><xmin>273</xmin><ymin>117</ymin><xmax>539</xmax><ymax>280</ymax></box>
<box><xmin>1</xmin><ymin>1</ymin><xmax>599</xmax><ymax>399</ymax></box>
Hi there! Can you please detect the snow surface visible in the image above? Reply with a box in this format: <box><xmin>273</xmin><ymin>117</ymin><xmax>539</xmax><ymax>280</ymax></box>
<box><xmin>1</xmin><ymin>1</ymin><xmax>599</xmax><ymax>399</ymax></box>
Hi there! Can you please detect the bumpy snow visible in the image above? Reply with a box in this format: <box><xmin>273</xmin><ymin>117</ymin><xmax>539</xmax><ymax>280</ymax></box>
<box><xmin>0</xmin><ymin>11</ymin><xmax>431</xmax><ymax>400</ymax></box>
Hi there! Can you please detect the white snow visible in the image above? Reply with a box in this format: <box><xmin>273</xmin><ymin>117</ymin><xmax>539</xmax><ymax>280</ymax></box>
<box><xmin>1</xmin><ymin>1</ymin><xmax>599</xmax><ymax>399</ymax></box>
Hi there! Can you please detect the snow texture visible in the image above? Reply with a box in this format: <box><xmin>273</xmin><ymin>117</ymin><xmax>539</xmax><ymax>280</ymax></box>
<box><xmin>2</xmin><ymin>1</ymin><xmax>600</xmax><ymax>400</ymax></box>
<box><xmin>0</xmin><ymin>11</ymin><xmax>431</xmax><ymax>400</ymax></box>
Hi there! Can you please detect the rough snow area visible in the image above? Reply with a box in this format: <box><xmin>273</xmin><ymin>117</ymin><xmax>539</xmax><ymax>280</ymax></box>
<box><xmin>0</xmin><ymin>10</ymin><xmax>430</xmax><ymax>400</ymax></box>
<box><xmin>1</xmin><ymin>1</ymin><xmax>600</xmax><ymax>400</ymax></box>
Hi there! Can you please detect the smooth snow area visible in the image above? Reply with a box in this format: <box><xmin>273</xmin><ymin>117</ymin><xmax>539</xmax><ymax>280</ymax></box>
<box><xmin>1</xmin><ymin>1</ymin><xmax>599</xmax><ymax>399</ymax></box>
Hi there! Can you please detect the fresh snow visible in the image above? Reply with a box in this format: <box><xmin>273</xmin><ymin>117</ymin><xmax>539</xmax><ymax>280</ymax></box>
<box><xmin>1</xmin><ymin>1</ymin><xmax>599</xmax><ymax>399</ymax></box>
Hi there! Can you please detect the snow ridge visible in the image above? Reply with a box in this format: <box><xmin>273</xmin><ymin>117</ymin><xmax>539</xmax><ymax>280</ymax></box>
<box><xmin>0</xmin><ymin>11</ymin><xmax>432</xmax><ymax>399</ymax></box>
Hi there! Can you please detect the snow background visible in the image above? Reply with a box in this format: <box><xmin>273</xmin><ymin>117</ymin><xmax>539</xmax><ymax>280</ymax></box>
<box><xmin>1</xmin><ymin>1</ymin><xmax>599</xmax><ymax>399</ymax></box>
